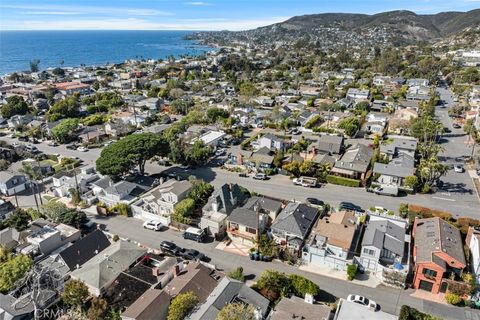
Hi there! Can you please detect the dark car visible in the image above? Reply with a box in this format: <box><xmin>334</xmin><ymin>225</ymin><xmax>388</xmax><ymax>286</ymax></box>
<box><xmin>306</xmin><ymin>198</ymin><xmax>324</xmax><ymax>207</ymax></box>
<box><xmin>160</xmin><ymin>241</ymin><xmax>181</xmax><ymax>255</ymax></box>
<box><xmin>18</xmin><ymin>135</ymin><xmax>29</xmax><ymax>142</ymax></box>
<box><xmin>339</xmin><ymin>201</ymin><xmax>364</xmax><ymax>212</ymax></box>
<box><xmin>238</xmin><ymin>172</ymin><xmax>248</xmax><ymax>178</ymax></box>
<box><xmin>180</xmin><ymin>249</ymin><xmax>205</xmax><ymax>261</ymax></box>
<box><xmin>65</xmin><ymin>143</ymin><xmax>77</xmax><ymax>150</ymax></box>
<box><xmin>452</xmin><ymin>123</ymin><xmax>461</xmax><ymax>129</ymax></box>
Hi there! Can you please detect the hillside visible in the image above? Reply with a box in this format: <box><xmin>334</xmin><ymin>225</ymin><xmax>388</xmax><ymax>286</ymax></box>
<box><xmin>190</xmin><ymin>9</ymin><xmax>480</xmax><ymax>48</ymax></box>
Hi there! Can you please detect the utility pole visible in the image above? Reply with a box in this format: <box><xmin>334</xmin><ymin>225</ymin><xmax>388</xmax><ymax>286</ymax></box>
<box><xmin>31</xmin><ymin>183</ymin><xmax>39</xmax><ymax>212</ymax></box>
<box><xmin>35</xmin><ymin>158</ymin><xmax>44</xmax><ymax>205</ymax></box>
<box><xmin>13</xmin><ymin>187</ymin><xmax>19</xmax><ymax>207</ymax></box>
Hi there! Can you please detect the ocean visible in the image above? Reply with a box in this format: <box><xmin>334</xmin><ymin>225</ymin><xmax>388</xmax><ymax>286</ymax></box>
<box><xmin>0</xmin><ymin>30</ymin><xmax>213</xmax><ymax>75</ymax></box>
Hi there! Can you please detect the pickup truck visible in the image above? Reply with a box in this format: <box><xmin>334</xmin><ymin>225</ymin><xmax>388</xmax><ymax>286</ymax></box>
<box><xmin>293</xmin><ymin>176</ymin><xmax>318</xmax><ymax>188</ymax></box>
<box><xmin>367</xmin><ymin>185</ymin><xmax>398</xmax><ymax>197</ymax></box>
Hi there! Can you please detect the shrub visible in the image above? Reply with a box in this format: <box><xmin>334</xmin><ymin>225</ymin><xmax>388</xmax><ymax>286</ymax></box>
<box><xmin>289</xmin><ymin>274</ymin><xmax>320</xmax><ymax>298</ymax></box>
<box><xmin>167</xmin><ymin>291</ymin><xmax>199</xmax><ymax>320</ymax></box>
<box><xmin>347</xmin><ymin>264</ymin><xmax>358</xmax><ymax>281</ymax></box>
<box><xmin>227</xmin><ymin>267</ymin><xmax>245</xmax><ymax>282</ymax></box>
<box><xmin>445</xmin><ymin>293</ymin><xmax>462</xmax><ymax>305</ymax></box>
<box><xmin>326</xmin><ymin>175</ymin><xmax>360</xmax><ymax>187</ymax></box>
<box><xmin>0</xmin><ymin>253</ymin><xmax>33</xmax><ymax>293</ymax></box>
<box><xmin>398</xmin><ymin>305</ymin><xmax>441</xmax><ymax>320</ymax></box>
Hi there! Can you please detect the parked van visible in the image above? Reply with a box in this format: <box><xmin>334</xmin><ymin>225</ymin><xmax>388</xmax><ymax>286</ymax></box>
<box><xmin>183</xmin><ymin>227</ymin><xmax>206</xmax><ymax>242</ymax></box>
<box><xmin>368</xmin><ymin>185</ymin><xmax>398</xmax><ymax>197</ymax></box>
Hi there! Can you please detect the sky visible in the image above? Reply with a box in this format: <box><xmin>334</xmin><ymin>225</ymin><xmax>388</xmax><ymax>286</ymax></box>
<box><xmin>1</xmin><ymin>0</ymin><xmax>479</xmax><ymax>31</ymax></box>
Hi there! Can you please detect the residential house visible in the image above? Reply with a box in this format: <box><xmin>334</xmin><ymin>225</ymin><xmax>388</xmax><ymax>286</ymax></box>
<box><xmin>24</xmin><ymin>223</ymin><xmax>81</xmax><ymax>256</ymax></box>
<box><xmin>78</xmin><ymin>127</ymin><xmax>107</xmax><ymax>144</ymax></box>
<box><xmin>0</xmin><ymin>172</ymin><xmax>29</xmax><ymax>196</ymax></box>
<box><xmin>334</xmin><ymin>299</ymin><xmax>396</xmax><ymax>320</ymax></box>
<box><xmin>258</xmin><ymin>134</ymin><xmax>284</xmax><ymax>151</ymax></box>
<box><xmin>359</xmin><ymin>213</ymin><xmax>410</xmax><ymax>285</ymax></box>
<box><xmin>121</xmin><ymin>289</ymin><xmax>170</xmax><ymax>320</ymax></box>
<box><xmin>131</xmin><ymin>179</ymin><xmax>193</xmax><ymax>224</ymax></box>
<box><xmin>466</xmin><ymin>227</ymin><xmax>480</xmax><ymax>285</ymax></box>
<box><xmin>200</xmin><ymin>183</ymin><xmax>247</xmax><ymax>238</ymax></box>
<box><xmin>189</xmin><ymin>277</ymin><xmax>270</xmax><ymax>320</ymax></box>
<box><xmin>309</xmin><ymin>134</ymin><xmax>344</xmax><ymax>156</ymax></box>
<box><xmin>0</xmin><ymin>200</ymin><xmax>15</xmax><ymax>222</ymax></box>
<box><xmin>7</xmin><ymin>114</ymin><xmax>34</xmax><ymax>129</ymax></box>
<box><xmin>388</xmin><ymin>109</ymin><xmax>418</xmax><ymax>135</ymax></box>
<box><xmin>55</xmin><ymin>229</ymin><xmax>111</xmax><ymax>271</ymax></box>
<box><xmin>269</xmin><ymin>295</ymin><xmax>332</xmax><ymax>320</ymax></box>
<box><xmin>70</xmin><ymin>240</ymin><xmax>146</xmax><ymax>296</ymax></box>
<box><xmin>346</xmin><ymin>88</ymin><xmax>370</xmax><ymax>101</ymax></box>
<box><xmin>94</xmin><ymin>179</ymin><xmax>147</xmax><ymax>206</ymax></box>
<box><xmin>55</xmin><ymin>82</ymin><xmax>91</xmax><ymax>95</ymax></box>
<box><xmin>407</xmin><ymin>79</ymin><xmax>429</xmax><ymax>87</ymax></box>
<box><xmin>379</xmin><ymin>136</ymin><xmax>417</xmax><ymax>160</ymax></box>
<box><xmin>373</xmin><ymin>153</ymin><xmax>415</xmax><ymax>188</ymax></box>
<box><xmin>227</xmin><ymin>196</ymin><xmax>283</xmax><ymax>246</ymax></box>
<box><xmin>52</xmin><ymin>166</ymin><xmax>98</xmax><ymax>198</ymax></box>
<box><xmin>105</xmin><ymin>120</ymin><xmax>134</xmax><ymax>137</ymax></box>
<box><xmin>191</xmin><ymin>130</ymin><xmax>226</xmax><ymax>147</ymax></box>
<box><xmin>302</xmin><ymin>211</ymin><xmax>358</xmax><ymax>271</ymax></box>
<box><xmin>331</xmin><ymin>144</ymin><xmax>373</xmax><ymax>181</ymax></box>
<box><xmin>248</xmin><ymin>147</ymin><xmax>275</xmax><ymax>169</ymax></box>
<box><xmin>271</xmin><ymin>202</ymin><xmax>319</xmax><ymax>251</ymax></box>
<box><xmin>163</xmin><ymin>262</ymin><xmax>224</xmax><ymax>303</ymax></box>
<box><xmin>0</xmin><ymin>227</ymin><xmax>24</xmax><ymax>251</ymax></box>
<box><xmin>412</xmin><ymin>217</ymin><xmax>466</xmax><ymax>294</ymax></box>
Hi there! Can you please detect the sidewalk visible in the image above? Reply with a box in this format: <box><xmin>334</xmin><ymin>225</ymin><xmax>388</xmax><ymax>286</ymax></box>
<box><xmin>215</xmin><ymin>241</ymin><xmax>252</xmax><ymax>256</ymax></box>
<box><xmin>299</xmin><ymin>264</ymin><xmax>381</xmax><ymax>288</ymax></box>
<box><xmin>410</xmin><ymin>290</ymin><xmax>447</xmax><ymax>305</ymax></box>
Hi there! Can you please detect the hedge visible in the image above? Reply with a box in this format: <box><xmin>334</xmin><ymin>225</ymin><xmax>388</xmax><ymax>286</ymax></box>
<box><xmin>326</xmin><ymin>175</ymin><xmax>361</xmax><ymax>187</ymax></box>
<box><xmin>240</xmin><ymin>133</ymin><xmax>260</xmax><ymax>150</ymax></box>
<box><xmin>399</xmin><ymin>305</ymin><xmax>440</xmax><ymax>320</ymax></box>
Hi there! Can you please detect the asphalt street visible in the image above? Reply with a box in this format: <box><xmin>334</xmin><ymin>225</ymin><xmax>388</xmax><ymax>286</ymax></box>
<box><xmin>88</xmin><ymin>214</ymin><xmax>480</xmax><ymax>320</ymax></box>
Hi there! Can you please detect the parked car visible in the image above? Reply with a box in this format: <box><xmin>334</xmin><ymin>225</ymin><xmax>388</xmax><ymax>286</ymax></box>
<box><xmin>452</xmin><ymin>123</ymin><xmax>461</xmax><ymax>129</ymax></box>
<box><xmin>253</xmin><ymin>173</ymin><xmax>267</xmax><ymax>180</ymax></box>
<box><xmin>339</xmin><ymin>202</ymin><xmax>364</xmax><ymax>213</ymax></box>
<box><xmin>293</xmin><ymin>176</ymin><xmax>317</xmax><ymax>187</ymax></box>
<box><xmin>6</xmin><ymin>133</ymin><xmax>15</xmax><ymax>138</ymax></box>
<box><xmin>180</xmin><ymin>249</ymin><xmax>205</xmax><ymax>261</ymax></box>
<box><xmin>306</xmin><ymin>197</ymin><xmax>324</xmax><ymax>207</ymax></box>
<box><xmin>160</xmin><ymin>241</ymin><xmax>181</xmax><ymax>256</ymax></box>
<box><xmin>77</xmin><ymin>146</ymin><xmax>88</xmax><ymax>152</ymax></box>
<box><xmin>66</xmin><ymin>144</ymin><xmax>77</xmax><ymax>150</ymax></box>
<box><xmin>143</xmin><ymin>220</ymin><xmax>163</xmax><ymax>231</ymax></box>
<box><xmin>347</xmin><ymin>294</ymin><xmax>378</xmax><ymax>311</ymax></box>
<box><xmin>183</xmin><ymin>227</ymin><xmax>206</xmax><ymax>242</ymax></box>
<box><xmin>454</xmin><ymin>164</ymin><xmax>464</xmax><ymax>173</ymax></box>
<box><xmin>18</xmin><ymin>136</ymin><xmax>29</xmax><ymax>142</ymax></box>
<box><xmin>215</xmin><ymin>148</ymin><xmax>226</xmax><ymax>156</ymax></box>
<box><xmin>25</xmin><ymin>144</ymin><xmax>38</xmax><ymax>153</ymax></box>
<box><xmin>47</xmin><ymin>141</ymin><xmax>58</xmax><ymax>146</ymax></box>
<box><xmin>238</xmin><ymin>172</ymin><xmax>248</xmax><ymax>178</ymax></box>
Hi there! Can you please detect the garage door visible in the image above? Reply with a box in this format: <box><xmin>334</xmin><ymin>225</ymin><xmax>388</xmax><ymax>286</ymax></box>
<box><xmin>419</xmin><ymin>280</ymin><xmax>434</xmax><ymax>292</ymax></box>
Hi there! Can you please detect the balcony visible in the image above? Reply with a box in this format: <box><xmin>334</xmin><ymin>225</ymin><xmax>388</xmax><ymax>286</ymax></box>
<box><xmin>228</xmin><ymin>228</ymin><xmax>256</xmax><ymax>240</ymax></box>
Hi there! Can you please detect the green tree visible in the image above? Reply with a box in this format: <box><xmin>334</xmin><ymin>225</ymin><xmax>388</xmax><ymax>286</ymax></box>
<box><xmin>87</xmin><ymin>297</ymin><xmax>108</xmax><ymax>319</ymax></box>
<box><xmin>338</xmin><ymin>117</ymin><xmax>360</xmax><ymax>137</ymax></box>
<box><xmin>185</xmin><ymin>141</ymin><xmax>211</xmax><ymax>166</ymax></box>
<box><xmin>41</xmin><ymin>201</ymin><xmax>86</xmax><ymax>228</ymax></box>
<box><xmin>187</xmin><ymin>179</ymin><xmax>214</xmax><ymax>206</ymax></box>
<box><xmin>2</xmin><ymin>208</ymin><xmax>32</xmax><ymax>231</ymax></box>
<box><xmin>239</xmin><ymin>81</ymin><xmax>259</xmax><ymax>98</ymax></box>
<box><xmin>0</xmin><ymin>253</ymin><xmax>33</xmax><ymax>293</ymax></box>
<box><xmin>227</xmin><ymin>266</ymin><xmax>245</xmax><ymax>282</ymax></box>
<box><xmin>82</xmin><ymin>114</ymin><xmax>107</xmax><ymax>126</ymax></box>
<box><xmin>51</xmin><ymin>118</ymin><xmax>79</xmax><ymax>143</ymax></box>
<box><xmin>1</xmin><ymin>95</ymin><xmax>29</xmax><ymax>118</ymax></box>
<box><xmin>289</xmin><ymin>274</ymin><xmax>320</xmax><ymax>298</ymax></box>
<box><xmin>417</xmin><ymin>156</ymin><xmax>449</xmax><ymax>191</ymax></box>
<box><xmin>216</xmin><ymin>303</ymin><xmax>255</xmax><ymax>320</ymax></box>
<box><xmin>96</xmin><ymin>133</ymin><xmax>169</xmax><ymax>177</ymax></box>
<box><xmin>347</xmin><ymin>264</ymin><xmax>358</xmax><ymax>281</ymax></box>
<box><xmin>167</xmin><ymin>291</ymin><xmax>199</xmax><ymax>320</ymax></box>
<box><xmin>172</xmin><ymin>198</ymin><xmax>195</xmax><ymax>224</ymax></box>
<box><xmin>47</xmin><ymin>95</ymin><xmax>80</xmax><ymax>121</ymax></box>
<box><xmin>404</xmin><ymin>175</ymin><xmax>419</xmax><ymax>190</ymax></box>
<box><xmin>62</xmin><ymin>279</ymin><xmax>89</xmax><ymax>308</ymax></box>
<box><xmin>207</xmin><ymin>108</ymin><xmax>229</xmax><ymax>123</ymax></box>
<box><xmin>256</xmin><ymin>269</ymin><xmax>290</xmax><ymax>301</ymax></box>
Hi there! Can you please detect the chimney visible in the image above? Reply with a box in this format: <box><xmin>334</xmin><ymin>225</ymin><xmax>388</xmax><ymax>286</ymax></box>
<box><xmin>173</xmin><ymin>264</ymin><xmax>180</xmax><ymax>277</ymax></box>
<box><xmin>152</xmin><ymin>267</ymin><xmax>160</xmax><ymax>277</ymax></box>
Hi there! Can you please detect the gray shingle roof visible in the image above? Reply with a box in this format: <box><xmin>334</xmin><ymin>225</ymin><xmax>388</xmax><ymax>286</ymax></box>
<box><xmin>362</xmin><ymin>220</ymin><xmax>406</xmax><ymax>257</ymax></box>
<box><xmin>272</xmin><ymin>203</ymin><xmax>319</xmax><ymax>238</ymax></box>
<box><xmin>334</xmin><ymin>144</ymin><xmax>373</xmax><ymax>173</ymax></box>
<box><xmin>204</xmin><ymin>183</ymin><xmax>246</xmax><ymax>215</ymax></box>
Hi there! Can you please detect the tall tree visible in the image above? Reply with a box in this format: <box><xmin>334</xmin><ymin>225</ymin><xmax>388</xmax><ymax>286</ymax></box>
<box><xmin>96</xmin><ymin>133</ymin><xmax>169</xmax><ymax>177</ymax></box>
<box><xmin>1</xmin><ymin>95</ymin><xmax>29</xmax><ymax>118</ymax></box>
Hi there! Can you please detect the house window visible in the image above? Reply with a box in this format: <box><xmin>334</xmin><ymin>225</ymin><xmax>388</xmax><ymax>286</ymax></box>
<box><xmin>363</xmin><ymin>248</ymin><xmax>375</xmax><ymax>256</ymax></box>
<box><xmin>246</xmin><ymin>227</ymin><xmax>257</xmax><ymax>235</ymax></box>
<box><xmin>423</xmin><ymin>268</ymin><xmax>437</xmax><ymax>279</ymax></box>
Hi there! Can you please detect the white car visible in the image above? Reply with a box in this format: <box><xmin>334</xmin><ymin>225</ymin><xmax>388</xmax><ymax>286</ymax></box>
<box><xmin>143</xmin><ymin>220</ymin><xmax>163</xmax><ymax>231</ymax></box>
<box><xmin>77</xmin><ymin>146</ymin><xmax>88</xmax><ymax>152</ymax></box>
<box><xmin>6</xmin><ymin>133</ymin><xmax>15</xmax><ymax>138</ymax></box>
<box><xmin>347</xmin><ymin>294</ymin><xmax>377</xmax><ymax>311</ymax></box>
<box><xmin>215</xmin><ymin>148</ymin><xmax>225</xmax><ymax>156</ymax></box>
<box><xmin>454</xmin><ymin>164</ymin><xmax>464</xmax><ymax>173</ymax></box>
<box><xmin>47</xmin><ymin>141</ymin><xmax>58</xmax><ymax>147</ymax></box>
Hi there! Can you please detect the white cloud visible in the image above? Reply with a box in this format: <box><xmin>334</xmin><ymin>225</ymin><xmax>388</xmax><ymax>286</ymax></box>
<box><xmin>0</xmin><ymin>4</ymin><xmax>173</xmax><ymax>16</ymax></box>
<box><xmin>2</xmin><ymin>16</ymin><xmax>289</xmax><ymax>31</ymax></box>
<box><xmin>184</xmin><ymin>2</ymin><xmax>212</xmax><ymax>6</ymax></box>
